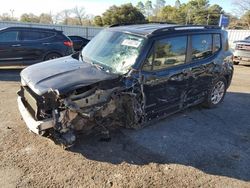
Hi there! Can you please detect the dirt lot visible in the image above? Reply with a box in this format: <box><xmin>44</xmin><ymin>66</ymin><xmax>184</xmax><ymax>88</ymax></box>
<box><xmin>0</xmin><ymin>66</ymin><xmax>250</xmax><ymax>187</ymax></box>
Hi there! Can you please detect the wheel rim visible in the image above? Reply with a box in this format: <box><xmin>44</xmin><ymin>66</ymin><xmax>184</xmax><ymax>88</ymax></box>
<box><xmin>211</xmin><ymin>81</ymin><xmax>225</xmax><ymax>105</ymax></box>
<box><xmin>48</xmin><ymin>56</ymin><xmax>58</xmax><ymax>60</ymax></box>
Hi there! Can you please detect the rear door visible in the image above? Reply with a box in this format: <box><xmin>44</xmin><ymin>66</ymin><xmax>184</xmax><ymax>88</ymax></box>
<box><xmin>141</xmin><ymin>35</ymin><xmax>191</xmax><ymax>119</ymax></box>
<box><xmin>184</xmin><ymin>33</ymin><xmax>221</xmax><ymax>105</ymax></box>
<box><xmin>19</xmin><ymin>30</ymin><xmax>56</xmax><ymax>65</ymax></box>
<box><xmin>0</xmin><ymin>30</ymin><xmax>23</xmax><ymax>66</ymax></box>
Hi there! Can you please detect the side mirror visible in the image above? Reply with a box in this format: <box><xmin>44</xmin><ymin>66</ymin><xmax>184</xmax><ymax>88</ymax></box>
<box><xmin>72</xmin><ymin>51</ymin><xmax>80</xmax><ymax>59</ymax></box>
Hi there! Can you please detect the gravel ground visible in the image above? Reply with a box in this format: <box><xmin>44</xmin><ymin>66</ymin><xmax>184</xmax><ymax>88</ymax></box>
<box><xmin>0</xmin><ymin>66</ymin><xmax>249</xmax><ymax>187</ymax></box>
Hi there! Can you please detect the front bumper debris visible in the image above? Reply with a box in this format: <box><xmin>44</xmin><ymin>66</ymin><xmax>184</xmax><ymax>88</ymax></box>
<box><xmin>17</xmin><ymin>96</ymin><xmax>54</xmax><ymax>135</ymax></box>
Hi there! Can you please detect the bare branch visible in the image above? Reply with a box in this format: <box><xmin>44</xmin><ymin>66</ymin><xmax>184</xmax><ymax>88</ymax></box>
<box><xmin>71</xmin><ymin>6</ymin><xmax>86</xmax><ymax>26</ymax></box>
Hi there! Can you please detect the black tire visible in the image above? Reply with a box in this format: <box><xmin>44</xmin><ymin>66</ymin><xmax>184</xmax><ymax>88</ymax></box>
<box><xmin>203</xmin><ymin>77</ymin><xmax>227</xmax><ymax>108</ymax></box>
<box><xmin>44</xmin><ymin>53</ymin><xmax>61</xmax><ymax>61</ymax></box>
<box><xmin>233</xmin><ymin>61</ymin><xmax>239</xmax><ymax>65</ymax></box>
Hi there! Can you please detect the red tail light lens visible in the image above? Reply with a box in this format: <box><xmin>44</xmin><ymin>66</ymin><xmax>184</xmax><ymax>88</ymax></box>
<box><xmin>64</xmin><ymin>41</ymin><xmax>73</xmax><ymax>47</ymax></box>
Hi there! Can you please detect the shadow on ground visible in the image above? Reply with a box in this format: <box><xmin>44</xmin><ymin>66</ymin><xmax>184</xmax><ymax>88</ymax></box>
<box><xmin>0</xmin><ymin>69</ymin><xmax>21</xmax><ymax>81</ymax></box>
<box><xmin>70</xmin><ymin>92</ymin><xmax>250</xmax><ymax>181</ymax></box>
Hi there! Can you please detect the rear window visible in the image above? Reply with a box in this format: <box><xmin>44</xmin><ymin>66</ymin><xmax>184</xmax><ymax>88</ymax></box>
<box><xmin>0</xmin><ymin>31</ymin><xmax>19</xmax><ymax>42</ymax></box>
<box><xmin>191</xmin><ymin>34</ymin><xmax>213</xmax><ymax>61</ymax></box>
<box><xmin>70</xmin><ymin>36</ymin><xmax>89</xmax><ymax>42</ymax></box>
<box><xmin>21</xmin><ymin>31</ymin><xmax>55</xmax><ymax>41</ymax></box>
<box><xmin>69</xmin><ymin>36</ymin><xmax>80</xmax><ymax>40</ymax></box>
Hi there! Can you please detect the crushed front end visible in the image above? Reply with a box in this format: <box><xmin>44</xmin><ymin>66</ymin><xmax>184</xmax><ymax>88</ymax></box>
<box><xmin>17</xmin><ymin>75</ymin><xmax>145</xmax><ymax>147</ymax></box>
<box><xmin>17</xmin><ymin>28</ymin><xmax>147</xmax><ymax>147</ymax></box>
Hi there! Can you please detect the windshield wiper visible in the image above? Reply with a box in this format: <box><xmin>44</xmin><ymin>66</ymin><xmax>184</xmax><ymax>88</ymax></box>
<box><xmin>81</xmin><ymin>55</ymin><xmax>113</xmax><ymax>73</ymax></box>
<box><xmin>92</xmin><ymin>62</ymin><xmax>105</xmax><ymax>71</ymax></box>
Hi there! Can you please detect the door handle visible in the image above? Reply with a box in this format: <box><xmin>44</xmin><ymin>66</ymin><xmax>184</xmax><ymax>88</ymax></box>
<box><xmin>42</xmin><ymin>42</ymin><xmax>51</xmax><ymax>45</ymax></box>
<box><xmin>11</xmin><ymin>44</ymin><xmax>21</xmax><ymax>47</ymax></box>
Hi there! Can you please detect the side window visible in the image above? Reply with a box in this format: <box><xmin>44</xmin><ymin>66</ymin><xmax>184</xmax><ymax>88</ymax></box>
<box><xmin>214</xmin><ymin>34</ymin><xmax>221</xmax><ymax>53</ymax></box>
<box><xmin>70</xmin><ymin>36</ymin><xmax>77</xmax><ymax>40</ymax></box>
<box><xmin>143</xmin><ymin>36</ymin><xmax>187</xmax><ymax>71</ymax></box>
<box><xmin>21</xmin><ymin>31</ymin><xmax>54</xmax><ymax>41</ymax></box>
<box><xmin>40</xmin><ymin>32</ymin><xmax>55</xmax><ymax>38</ymax></box>
<box><xmin>191</xmin><ymin>34</ymin><xmax>212</xmax><ymax>61</ymax></box>
<box><xmin>0</xmin><ymin>31</ymin><xmax>19</xmax><ymax>42</ymax></box>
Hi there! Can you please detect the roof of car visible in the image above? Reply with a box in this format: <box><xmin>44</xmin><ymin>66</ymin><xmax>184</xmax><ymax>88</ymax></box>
<box><xmin>109</xmin><ymin>23</ymin><xmax>221</xmax><ymax>36</ymax></box>
<box><xmin>1</xmin><ymin>26</ymin><xmax>61</xmax><ymax>32</ymax></box>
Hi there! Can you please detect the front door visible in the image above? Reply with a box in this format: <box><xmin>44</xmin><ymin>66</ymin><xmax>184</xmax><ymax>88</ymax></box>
<box><xmin>141</xmin><ymin>35</ymin><xmax>190</xmax><ymax>120</ymax></box>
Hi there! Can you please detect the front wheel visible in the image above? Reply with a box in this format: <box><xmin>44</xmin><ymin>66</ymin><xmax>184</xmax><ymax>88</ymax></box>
<box><xmin>203</xmin><ymin>78</ymin><xmax>227</xmax><ymax>108</ymax></box>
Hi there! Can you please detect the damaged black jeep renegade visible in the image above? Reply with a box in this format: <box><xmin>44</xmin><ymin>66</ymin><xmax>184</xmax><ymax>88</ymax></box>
<box><xmin>17</xmin><ymin>24</ymin><xmax>233</xmax><ymax>146</ymax></box>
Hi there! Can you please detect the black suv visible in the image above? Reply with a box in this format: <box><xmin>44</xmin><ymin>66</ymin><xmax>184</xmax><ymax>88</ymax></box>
<box><xmin>17</xmin><ymin>24</ymin><xmax>233</xmax><ymax>146</ymax></box>
<box><xmin>68</xmin><ymin>35</ymin><xmax>90</xmax><ymax>51</ymax></box>
<box><xmin>0</xmin><ymin>27</ymin><xmax>73</xmax><ymax>67</ymax></box>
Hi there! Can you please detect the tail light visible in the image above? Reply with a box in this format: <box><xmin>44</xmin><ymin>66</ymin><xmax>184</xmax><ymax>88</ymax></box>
<box><xmin>64</xmin><ymin>41</ymin><xmax>73</xmax><ymax>47</ymax></box>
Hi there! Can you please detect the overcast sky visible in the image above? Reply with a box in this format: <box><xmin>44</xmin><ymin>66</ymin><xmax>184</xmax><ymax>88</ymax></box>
<box><xmin>1</xmin><ymin>0</ymin><xmax>235</xmax><ymax>17</ymax></box>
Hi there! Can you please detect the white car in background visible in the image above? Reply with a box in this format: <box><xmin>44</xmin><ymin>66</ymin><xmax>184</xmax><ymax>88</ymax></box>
<box><xmin>233</xmin><ymin>36</ymin><xmax>250</xmax><ymax>65</ymax></box>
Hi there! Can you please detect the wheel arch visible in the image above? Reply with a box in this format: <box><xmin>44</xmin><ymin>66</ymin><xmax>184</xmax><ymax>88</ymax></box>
<box><xmin>43</xmin><ymin>51</ymin><xmax>63</xmax><ymax>61</ymax></box>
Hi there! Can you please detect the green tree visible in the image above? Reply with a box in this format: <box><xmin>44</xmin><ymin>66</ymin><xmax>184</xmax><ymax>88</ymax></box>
<box><xmin>186</xmin><ymin>0</ymin><xmax>210</xmax><ymax>24</ymax></box>
<box><xmin>145</xmin><ymin>0</ymin><xmax>153</xmax><ymax>17</ymax></box>
<box><xmin>20</xmin><ymin>13</ymin><xmax>40</xmax><ymax>23</ymax></box>
<box><xmin>151</xmin><ymin>0</ymin><xmax>224</xmax><ymax>26</ymax></box>
<box><xmin>136</xmin><ymin>1</ymin><xmax>145</xmax><ymax>15</ymax></box>
<box><xmin>159</xmin><ymin>5</ymin><xmax>186</xmax><ymax>24</ymax></box>
<box><xmin>154</xmin><ymin>0</ymin><xmax>166</xmax><ymax>13</ymax></box>
<box><xmin>102</xmin><ymin>3</ymin><xmax>146</xmax><ymax>25</ymax></box>
<box><xmin>207</xmin><ymin>4</ymin><xmax>223</xmax><ymax>25</ymax></box>
<box><xmin>94</xmin><ymin>16</ymin><xmax>103</xmax><ymax>26</ymax></box>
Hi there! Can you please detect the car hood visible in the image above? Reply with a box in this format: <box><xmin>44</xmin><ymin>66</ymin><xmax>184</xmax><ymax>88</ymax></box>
<box><xmin>21</xmin><ymin>56</ymin><xmax>119</xmax><ymax>96</ymax></box>
<box><xmin>234</xmin><ymin>40</ymin><xmax>250</xmax><ymax>44</ymax></box>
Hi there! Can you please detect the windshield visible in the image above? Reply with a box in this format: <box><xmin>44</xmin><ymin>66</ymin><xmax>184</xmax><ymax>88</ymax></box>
<box><xmin>81</xmin><ymin>30</ymin><xmax>145</xmax><ymax>74</ymax></box>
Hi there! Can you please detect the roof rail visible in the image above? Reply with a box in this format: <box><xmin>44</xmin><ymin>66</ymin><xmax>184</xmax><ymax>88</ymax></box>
<box><xmin>152</xmin><ymin>25</ymin><xmax>221</xmax><ymax>34</ymax></box>
<box><xmin>109</xmin><ymin>21</ymin><xmax>177</xmax><ymax>28</ymax></box>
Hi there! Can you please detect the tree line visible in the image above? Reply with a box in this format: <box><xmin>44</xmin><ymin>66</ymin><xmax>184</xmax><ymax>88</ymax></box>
<box><xmin>0</xmin><ymin>0</ymin><xmax>249</xmax><ymax>29</ymax></box>
<box><xmin>0</xmin><ymin>6</ymin><xmax>93</xmax><ymax>26</ymax></box>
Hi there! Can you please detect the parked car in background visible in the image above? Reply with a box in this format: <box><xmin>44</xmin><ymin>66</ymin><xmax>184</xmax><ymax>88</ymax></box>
<box><xmin>18</xmin><ymin>24</ymin><xmax>233</xmax><ymax>147</ymax></box>
<box><xmin>68</xmin><ymin>35</ymin><xmax>90</xmax><ymax>51</ymax></box>
<box><xmin>232</xmin><ymin>35</ymin><xmax>250</xmax><ymax>65</ymax></box>
<box><xmin>0</xmin><ymin>27</ymin><xmax>74</xmax><ymax>67</ymax></box>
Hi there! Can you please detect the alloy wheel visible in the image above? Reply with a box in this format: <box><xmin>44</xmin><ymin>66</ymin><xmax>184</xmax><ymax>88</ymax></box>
<box><xmin>211</xmin><ymin>81</ymin><xmax>225</xmax><ymax>105</ymax></box>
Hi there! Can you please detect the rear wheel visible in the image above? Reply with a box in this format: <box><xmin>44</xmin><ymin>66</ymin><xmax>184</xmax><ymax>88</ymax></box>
<box><xmin>44</xmin><ymin>53</ymin><xmax>61</xmax><ymax>61</ymax></box>
<box><xmin>203</xmin><ymin>78</ymin><xmax>227</xmax><ymax>108</ymax></box>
